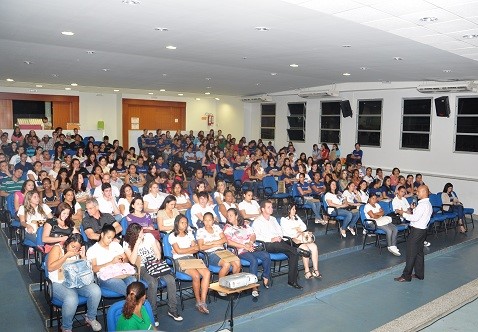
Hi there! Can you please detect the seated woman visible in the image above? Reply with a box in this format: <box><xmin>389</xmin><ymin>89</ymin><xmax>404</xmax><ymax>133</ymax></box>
<box><xmin>54</xmin><ymin>168</ymin><xmax>72</xmax><ymax>192</ymax></box>
<box><xmin>338</xmin><ymin>169</ymin><xmax>349</xmax><ymax>192</ymax></box>
<box><xmin>357</xmin><ymin>180</ymin><xmax>370</xmax><ymax>204</ymax></box>
<box><xmin>241</xmin><ymin>161</ymin><xmax>266</xmax><ymax>198</ymax></box>
<box><xmin>41</xmin><ymin>178</ymin><xmax>60</xmax><ymax>213</ymax></box>
<box><xmin>170</xmin><ymin>181</ymin><xmax>192</xmax><ymax>212</ymax></box>
<box><xmin>62</xmin><ymin>188</ymin><xmax>84</xmax><ymax>227</ymax></box>
<box><xmin>156</xmin><ymin>195</ymin><xmax>180</xmax><ymax>233</ymax></box>
<box><xmin>324</xmin><ymin>181</ymin><xmax>359</xmax><ymax>238</ymax></box>
<box><xmin>143</xmin><ymin>182</ymin><xmax>167</xmax><ymax>218</ymax></box>
<box><xmin>118</xmin><ymin>184</ymin><xmax>135</xmax><ymax>218</ymax></box>
<box><xmin>14</xmin><ymin>179</ymin><xmax>36</xmax><ymax>212</ymax></box>
<box><xmin>364</xmin><ymin>195</ymin><xmax>401</xmax><ymax>256</ymax></box>
<box><xmin>18</xmin><ymin>190</ymin><xmax>54</xmax><ymax>244</ymax></box>
<box><xmin>342</xmin><ymin>182</ymin><xmax>363</xmax><ymax>208</ymax></box>
<box><xmin>112</xmin><ymin>157</ymin><xmax>128</xmax><ymax>178</ymax></box>
<box><xmin>126</xmin><ymin>196</ymin><xmax>160</xmax><ymax>241</ymax></box>
<box><xmin>86</xmin><ymin>224</ymin><xmax>136</xmax><ymax>295</ymax></box>
<box><xmin>197</xmin><ymin>212</ymin><xmax>241</xmax><ymax>293</ymax></box>
<box><xmin>295</xmin><ymin>172</ymin><xmax>323</xmax><ymax>223</ymax></box>
<box><xmin>224</xmin><ymin>208</ymin><xmax>271</xmax><ymax>297</ymax></box>
<box><xmin>123</xmin><ymin>224</ymin><xmax>182</xmax><ymax>324</ymax></box>
<box><xmin>192</xmin><ymin>182</ymin><xmax>213</xmax><ymax>205</ymax></box>
<box><xmin>218</xmin><ymin>190</ymin><xmax>237</xmax><ymax>224</ymax></box>
<box><xmin>238</xmin><ymin>190</ymin><xmax>261</xmax><ymax>221</ymax></box>
<box><xmin>368</xmin><ymin>179</ymin><xmax>383</xmax><ymax>200</ymax></box>
<box><xmin>42</xmin><ymin>202</ymin><xmax>79</xmax><ymax>251</ymax></box>
<box><xmin>169</xmin><ymin>214</ymin><xmax>211</xmax><ymax>314</ymax></box>
<box><xmin>213</xmin><ymin>179</ymin><xmax>227</xmax><ymax>205</ymax></box>
<box><xmin>380</xmin><ymin>176</ymin><xmax>395</xmax><ymax>201</ymax></box>
<box><xmin>442</xmin><ymin>182</ymin><xmax>466</xmax><ymax>233</ymax></box>
<box><xmin>124</xmin><ymin>164</ymin><xmax>146</xmax><ymax>194</ymax></box>
<box><xmin>390</xmin><ymin>167</ymin><xmax>401</xmax><ymax>188</ymax></box>
<box><xmin>87</xmin><ymin>165</ymin><xmax>103</xmax><ymax>191</ymax></box>
<box><xmin>47</xmin><ymin>234</ymin><xmax>102</xmax><ymax>332</ymax></box>
<box><xmin>280</xmin><ymin>204</ymin><xmax>321</xmax><ymax>280</ymax></box>
<box><xmin>116</xmin><ymin>281</ymin><xmax>156</xmax><ymax>331</ymax></box>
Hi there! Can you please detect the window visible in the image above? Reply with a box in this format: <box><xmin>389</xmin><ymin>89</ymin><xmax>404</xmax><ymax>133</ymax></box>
<box><xmin>455</xmin><ymin>97</ymin><xmax>478</xmax><ymax>153</ymax></box>
<box><xmin>320</xmin><ymin>101</ymin><xmax>341</xmax><ymax>144</ymax></box>
<box><xmin>357</xmin><ymin>100</ymin><xmax>382</xmax><ymax>147</ymax></box>
<box><xmin>260</xmin><ymin>104</ymin><xmax>276</xmax><ymax>140</ymax></box>
<box><xmin>287</xmin><ymin>103</ymin><xmax>306</xmax><ymax>142</ymax></box>
<box><xmin>401</xmin><ymin>99</ymin><xmax>432</xmax><ymax>150</ymax></box>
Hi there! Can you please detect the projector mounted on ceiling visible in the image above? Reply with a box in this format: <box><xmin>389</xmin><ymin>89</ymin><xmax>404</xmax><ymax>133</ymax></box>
<box><xmin>417</xmin><ymin>82</ymin><xmax>477</xmax><ymax>93</ymax></box>
<box><xmin>298</xmin><ymin>90</ymin><xmax>340</xmax><ymax>98</ymax></box>
<box><xmin>241</xmin><ymin>94</ymin><xmax>272</xmax><ymax>103</ymax></box>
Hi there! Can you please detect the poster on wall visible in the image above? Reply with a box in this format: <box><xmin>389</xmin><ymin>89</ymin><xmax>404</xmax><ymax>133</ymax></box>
<box><xmin>131</xmin><ymin>117</ymin><xmax>139</xmax><ymax>130</ymax></box>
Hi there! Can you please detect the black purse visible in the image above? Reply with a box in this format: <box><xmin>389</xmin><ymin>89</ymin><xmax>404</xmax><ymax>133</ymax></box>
<box><xmin>144</xmin><ymin>256</ymin><xmax>171</xmax><ymax>277</ymax></box>
<box><xmin>297</xmin><ymin>247</ymin><xmax>311</xmax><ymax>258</ymax></box>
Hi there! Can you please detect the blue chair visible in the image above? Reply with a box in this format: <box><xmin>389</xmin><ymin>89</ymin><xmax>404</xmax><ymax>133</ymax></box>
<box><xmin>106</xmin><ymin>299</ymin><xmax>154</xmax><ymax>332</ymax></box>
<box><xmin>262</xmin><ymin>176</ymin><xmax>290</xmax><ymax>208</ymax></box>
<box><xmin>79</xmin><ymin>224</ymin><xmax>89</xmax><ymax>243</ymax></box>
<box><xmin>185</xmin><ymin>208</ymin><xmax>197</xmax><ymax>230</ymax></box>
<box><xmin>429</xmin><ymin>193</ymin><xmax>456</xmax><ymax>234</ymax></box>
<box><xmin>43</xmin><ymin>254</ymin><xmax>89</xmax><ymax>330</ymax></box>
<box><xmin>290</xmin><ymin>183</ymin><xmax>315</xmax><ymax>224</ymax></box>
<box><xmin>233</xmin><ymin>169</ymin><xmax>247</xmax><ymax>199</ymax></box>
<box><xmin>120</xmin><ymin>216</ymin><xmax>128</xmax><ymax>236</ymax></box>
<box><xmin>322</xmin><ymin>195</ymin><xmax>345</xmax><ymax>236</ymax></box>
<box><xmin>5</xmin><ymin>193</ymin><xmax>21</xmax><ymax>249</ymax></box>
<box><xmin>359</xmin><ymin>205</ymin><xmax>388</xmax><ymax>254</ymax></box>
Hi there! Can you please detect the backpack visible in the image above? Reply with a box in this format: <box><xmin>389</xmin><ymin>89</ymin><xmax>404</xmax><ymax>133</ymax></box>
<box><xmin>63</xmin><ymin>260</ymin><xmax>94</xmax><ymax>288</ymax></box>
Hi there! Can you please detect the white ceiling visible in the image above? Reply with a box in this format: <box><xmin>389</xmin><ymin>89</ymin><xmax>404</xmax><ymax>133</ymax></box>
<box><xmin>1</xmin><ymin>0</ymin><xmax>478</xmax><ymax>97</ymax></box>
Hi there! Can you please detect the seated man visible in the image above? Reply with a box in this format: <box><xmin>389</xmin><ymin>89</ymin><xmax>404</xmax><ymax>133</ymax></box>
<box><xmin>392</xmin><ymin>185</ymin><xmax>412</xmax><ymax>222</ymax></box>
<box><xmin>93</xmin><ymin>173</ymin><xmax>120</xmax><ymax>199</ymax></box>
<box><xmin>190</xmin><ymin>191</ymin><xmax>217</xmax><ymax>228</ymax></box>
<box><xmin>82</xmin><ymin>197</ymin><xmax>122</xmax><ymax>245</ymax></box>
<box><xmin>252</xmin><ymin>200</ymin><xmax>302</xmax><ymax>289</ymax></box>
<box><xmin>189</xmin><ymin>168</ymin><xmax>211</xmax><ymax>193</ymax></box>
<box><xmin>96</xmin><ymin>183</ymin><xmax>122</xmax><ymax>221</ymax></box>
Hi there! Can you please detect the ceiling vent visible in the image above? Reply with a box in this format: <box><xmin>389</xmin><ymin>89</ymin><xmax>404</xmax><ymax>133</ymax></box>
<box><xmin>417</xmin><ymin>82</ymin><xmax>477</xmax><ymax>93</ymax></box>
<box><xmin>241</xmin><ymin>94</ymin><xmax>272</xmax><ymax>102</ymax></box>
<box><xmin>298</xmin><ymin>90</ymin><xmax>340</xmax><ymax>98</ymax></box>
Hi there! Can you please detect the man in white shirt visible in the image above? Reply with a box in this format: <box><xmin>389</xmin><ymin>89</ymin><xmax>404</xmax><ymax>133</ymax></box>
<box><xmin>96</xmin><ymin>183</ymin><xmax>122</xmax><ymax>222</ymax></box>
<box><xmin>392</xmin><ymin>186</ymin><xmax>412</xmax><ymax>222</ymax></box>
<box><xmin>252</xmin><ymin>200</ymin><xmax>302</xmax><ymax>289</ymax></box>
<box><xmin>93</xmin><ymin>173</ymin><xmax>120</xmax><ymax>199</ymax></box>
<box><xmin>394</xmin><ymin>185</ymin><xmax>432</xmax><ymax>282</ymax></box>
<box><xmin>190</xmin><ymin>192</ymin><xmax>217</xmax><ymax>228</ymax></box>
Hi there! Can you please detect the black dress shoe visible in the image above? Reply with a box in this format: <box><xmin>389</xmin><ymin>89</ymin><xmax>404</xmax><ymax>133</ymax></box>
<box><xmin>411</xmin><ymin>274</ymin><xmax>424</xmax><ymax>280</ymax></box>
<box><xmin>287</xmin><ymin>282</ymin><xmax>303</xmax><ymax>289</ymax></box>
<box><xmin>394</xmin><ymin>276</ymin><xmax>411</xmax><ymax>282</ymax></box>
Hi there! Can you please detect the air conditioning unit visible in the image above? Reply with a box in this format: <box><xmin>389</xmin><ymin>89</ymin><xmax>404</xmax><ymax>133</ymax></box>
<box><xmin>241</xmin><ymin>94</ymin><xmax>272</xmax><ymax>102</ymax></box>
<box><xmin>298</xmin><ymin>90</ymin><xmax>340</xmax><ymax>98</ymax></box>
<box><xmin>417</xmin><ymin>82</ymin><xmax>477</xmax><ymax>93</ymax></box>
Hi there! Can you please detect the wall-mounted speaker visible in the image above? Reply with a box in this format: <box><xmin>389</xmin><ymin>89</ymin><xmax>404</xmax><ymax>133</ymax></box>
<box><xmin>435</xmin><ymin>96</ymin><xmax>450</xmax><ymax>117</ymax></box>
<box><xmin>340</xmin><ymin>100</ymin><xmax>353</xmax><ymax>118</ymax></box>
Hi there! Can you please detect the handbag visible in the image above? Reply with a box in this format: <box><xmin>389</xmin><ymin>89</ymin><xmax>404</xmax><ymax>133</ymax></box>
<box><xmin>297</xmin><ymin>247</ymin><xmax>311</xmax><ymax>258</ymax></box>
<box><xmin>97</xmin><ymin>262</ymin><xmax>136</xmax><ymax>281</ymax></box>
<box><xmin>144</xmin><ymin>256</ymin><xmax>171</xmax><ymax>277</ymax></box>
<box><xmin>295</xmin><ymin>231</ymin><xmax>315</xmax><ymax>244</ymax></box>
<box><xmin>62</xmin><ymin>260</ymin><xmax>94</xmax><ymax>289</ymax></box>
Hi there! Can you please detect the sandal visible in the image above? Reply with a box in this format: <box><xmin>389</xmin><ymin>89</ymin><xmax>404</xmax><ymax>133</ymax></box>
<box><xmin>304</xmin><ymin>271</ymin><xmax>313</xmax><ymax>279</ymax></box>
<box><xmin>458</xmin><ymin>223</ymin><xmax>466</xmax><ymax>233</ymax></box>
<box><xmin>312</xmin><ymin>270</ymin><xmax>323</xmax><ymax>279</ymax></box>
<box><xmin>263</xmin><ymin>277</ymin><xmax>270</xmax><ymax>289</ymax></box>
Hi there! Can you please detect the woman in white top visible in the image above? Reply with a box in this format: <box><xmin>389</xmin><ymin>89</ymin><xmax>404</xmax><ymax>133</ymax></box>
<box><xmin>342</xmin><ymin>182</ymin><xmax>362</xmax><ymax>208</ymax></box>
<box><xmin>118</xmin><ymin>184</ymin><xmax>135</xmax><ymax>217</ymax></box>
<box><xmin>238</xmin><ymin>190</ymin><xmax>261</xmax><ymax>220</ymax></box>
<box><xmin>324</xmin><ymin>180</ymin><xmax>359</xmax><ymax>238</ymax></box>
<box><xmin>364</xmin><ymin>195</ymin><xmax>400</xmax><ymax>256</ymax></box>
<box><xmin>168</xmin><ymin>214</ymin><xmax>211</xmax><ymax>314</ymax></box>
<box><xmin>143</xmin><ymin>182</ymin><xmax>167</xmax><ymax>218</ymax></box>
<box><xmin>357</xmin><ymin>180</ymin><xmax>370</xmax><ymax>204</ymax></box>
<box><xmin>280</xmin><ymin>204</ymin><xmax>321</xmax><ymax>280</ymax></box>
<box><xmin>18</xmin><ymin>190</ymin><xmax>53</xmax><ymax>243</ymax></box>
<box><xmin>218</xmin><ymin>190</ymin><xmax>237</xmax><ymax>224</ymax></box>
<box><xmin>47</xmin><ymin>234</ymin><xmax>102</xmax><ymax>332</ymax></box>
<box><xmin>171</xmin><ymin>181</ymin><xmax>192</xmax><ymax>212</ymax></box>
<box><xmin>49</xmin><ymin>159</ymin><xmax>62</xmax><ymax>182</ymax></box>
<box><xmin>213</xmin><ymin>179</ymin><xmax>227</xmax><ymax>205</ymax></box>
<box><xmin>156</xmin><ymin>195</ymin><xmax>180</xmax><ymax>232</ymax></box>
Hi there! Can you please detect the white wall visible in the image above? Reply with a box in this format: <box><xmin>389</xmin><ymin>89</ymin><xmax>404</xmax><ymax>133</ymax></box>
<box><xmin>243</xmin><ymin>81</ymin><xmax>478</xmax><ymax>210</ymax></box>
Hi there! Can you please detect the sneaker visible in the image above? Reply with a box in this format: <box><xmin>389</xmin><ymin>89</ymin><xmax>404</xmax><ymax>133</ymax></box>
<box><xmin>387</xmin><ymin>246</ymin><xmax>401</xmax><ymax>256</ymax></box>
<box><xmin>84</xmin><ymin>316</ymin><xmax>102</xmax><ymax>332</ymax></box>
<box><xmin>154</xmin><ymin>321</ymin><xmax>160</xmax><ymax>327</ymax></box>
<box><xmin>348</xmin><ymin>227</ymin><xmax>356</xmax><ymax>236</ymax></box>
<box><xmin>252</xmin><ymin>290</ymin><xmax>259</xmax><ymax>297</ymax></box>
<box><xmin>168</xmin><ymin>310</ymin><xmax>183</xmax><ymax>322</ymax></box>
<box><xmin>362</xmin><ymin>229</ymin><xmax>367</xmax><ymax>235</ymax></box>
<box><xmin>424</xmin><ymin>241</ymin><xmax>431</xmax><ymax>247</ymax></box>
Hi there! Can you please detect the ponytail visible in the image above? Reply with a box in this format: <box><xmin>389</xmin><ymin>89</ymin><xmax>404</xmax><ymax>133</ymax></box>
<box><xmin>122</xmin><ymin>281</ymin><xmax>146</xmax><ymax>319</ymax></box>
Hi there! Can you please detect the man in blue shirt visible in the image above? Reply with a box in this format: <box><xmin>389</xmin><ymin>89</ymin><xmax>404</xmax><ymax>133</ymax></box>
<box><xmin>350</xmin><ymin>143</ymin><xmax>363</xmax><ymax>164</ymax></box>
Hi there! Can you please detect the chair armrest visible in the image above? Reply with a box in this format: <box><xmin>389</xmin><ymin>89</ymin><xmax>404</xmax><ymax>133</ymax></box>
<box><xmin>163</xmin><ymin>254</ymin><xmax>177</xmax><ymax>273</ymax></box>
<box><xmin>197</xmin><ymin>250</ymin><xmax>209</xmax><ymax>266</ymax></box>
<box><xmin>43</xmin><ymin>277</ymin><xmax>54</xmax><ymax>304</ymax></box>
<box><xmin>282</xmin><ymin>236</ymin><xmax>293</xmax><ymax>246</ymax></box>
<box><xmin>363</xmin><ymin>218</ymin><xmax>378</xmax><ymax>230</ymax></box>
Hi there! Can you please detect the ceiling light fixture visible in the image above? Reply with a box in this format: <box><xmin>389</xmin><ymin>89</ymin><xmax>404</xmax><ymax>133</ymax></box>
<box><xmin>154</xmin><ymin>27</ymin><xmax>168</xmax><ymax>31</ymax></box>
<box><xmin>114</xmin><ymin>89</ymin><xmax>120</xmax><ymax>92</ymax></box>
<box><xmin>148</xmin><ymin>92</ymin><xmax>154</xmax><ymax>95</ymax></box>
<box><xmin>254</xmin><ymin>27</ymin><xmax>270</xmax><ymax>31</ymax></box>
<box><xmin>443</xmin><ymin>69</ymin><xmax>452</xmax><ymax>73</ymax></box>
<box><xmin>215</xmin><ymin>97</ymin><xmax>220</xmax><ymax>101</ymax></box>
<box><xmin>36</xmin><ymin>84</ymin><xmax>43</xmax><ymax>88</ymax></box>
<box><xmin>360</xmin><ymin>67</ymin><xmax>369</xmax><ymax>70</ymax></box>
<box><xmin>270</xmin><ymin>72</ymin><xmax>278</xmax><ymax>76</ymax></box>
<box><xmin>178</xmin><ymin>93</ymin><xmax>183</xmax><ymax>96</ymax></box>
<box><xmin>205</xmin><ymin>92</ymin><xmax>211</xmax><ymax>95</ymax></box>
<box><xmin>159</xmin><ymin>89</ymin><xmax>166</xmax><ymax>92</ymax></box>
<box><xmin>6</xmin><ymin>78</ymin><xmax>14</xmax><ymax>82</ymax></box>
<box><xmin>166</xmin><ymin>45</ymin><xmax>177</xmax><ymax>50</ymax></box>
<box><xmin>86</xmin><ymin>50</ymin><xmax>95</xmax><ymax>54</ymax></box>
<box><xmin>162</xmin><ymin>73</ymin><xmax>167</xmax><ymax>76</ymax></box>
<box><xmin>195</xmin><ymin>98</ymin><xmax>201</xmax><ymax>101</ymax></box>
<box><xmin>290</xmin><ymin>64</ymin><xmax>299</xmax><ymax>68</ymax></box>
<box><xmin>393</xmin><ymin>57</ymin><xmax>403</xmax><ymax>60</ymax></box>
<box><xmin>70</xmin><ymin>83</ymin><xmax>78</xmax><ymax>86</ymax></box>
<box><xmin>463</xmin><ymin>34</ymin><xmax>478</xmax><ymax>39</ymax></box>
<box><xmin>420</xmin><ymin>17</ymin><xmax>438</xmax><ymax>22</ymax></box>
<box><xmin>23</xmin><ymin>60</ymin><xmax>33</xmax><ymax>65</ymax></box>
<box><xmin>122</xmin><ymin>0</ymin><xmax>140</xmax><ymax>4</ymax></box>
<box><xmin>61</xmin><ymin>31</ymin><xmax>75</xmax><ymax>36</ymax></box>
<box><xmin>342</xmin><ymin>72</ymin><xmax>351</xmax><ymax>76</ymax></box>
<box><xmin>342</xmin><ymin>45</ymin><xmax>352</xmax><ymax>48</ymax></box>
<box><xmin>102</xmin><ymin>68</ymin><xmax>110</xmax><ymax>72</ymax></box>
<box><xmin>205</xmin><ymin>77</ymin><xmax>211</xmax><ymax>81</ymax></box>
<box><xmin>51</xmin><ymin>74</ymin><xmax>59</xmax><ymax>78</ymax></box>
<box><xmin>65</xmin><ymin>87</ymin><xmax>71</xmax><ymax>90</ymax></box>
<box><xmin>29</xmin><ymin>89</ymin><xmax>37</xmax><ymax>92</ymax></box>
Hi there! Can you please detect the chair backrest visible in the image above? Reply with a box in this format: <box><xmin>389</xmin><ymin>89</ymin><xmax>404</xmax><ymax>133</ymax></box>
<box><xmin>120</xmin><ymin>216</ymin><xmax>128</xmax><ymax>236</ymax></box>
<box><xmin>233</xmin><ymin>169</ymin><xmax>244</xmax><ymax>182</ymax></box>
<box><xmin>161</xmin><ymin>233</ymin><xmax>173</xmax><ymax>258</ymax></box>
<box><xmin>6</xmin><ymin>193</ymin><xmax>16</xmax><ymax>215</ymax></box>
<box><xmin>213</xmin><ymin>204</ymin><xmax>221</xmax><ymax>220</ymax></box>
<box><xmin>428</xmin><ymin>194</ymin><xmax>442</xmax><ymax>213</ymax></box>
<box><xmin>378</xmin><ymin>200</ymin><xmax>392</xmax><ymax>215</ymax></box>
<box><xmin>106</xmin><ymin>299</ymin><xmax>154</xmax><ymax>332</ymax></box>
<box><xmin>262</xmin><ymin>176</ymin><xmax>278</xmax><ymax>195</ymax></box>
<box><xmin>131</xmin><ymin>185</ymin><xmax>139</xmax><ymax>194</ymax></box>
<box><xmin>36</xmin><ymin>226</ymin><xmax>44</xmax><ymax>246</ymax></box>
<box><xmin>79</xmin><ymin>224</ymin><xmax>89</xmax><ymax>243</ymax></box>
<box><xmin>185</xmin><ymin>208</ymin><xmax>195</xmax><ymax>229</ymax></box>
<box><xmin>359</xmin><ymin>205</ymin><xmax>373</xmax><ymax>231</ymax></box>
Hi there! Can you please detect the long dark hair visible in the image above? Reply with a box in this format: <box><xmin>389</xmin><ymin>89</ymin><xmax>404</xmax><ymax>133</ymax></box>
<box><xmin>54</xmin><ymin>202</ymin><xmax>75</xmax><ymax>229</ymax></box>
<box><xmin>71</xmin><ymin>173</ymin><xmax>86</xmax><ymax>193</ymax></box>
<box><xmin>62</xmin><ymin>233</ymin><xmax>84</xmax><ymax>251</ymax></box>
<box><xmin>124</xmin><ymin>223</ymin><xmax>142</xmax><ymax>250</ymax></box>
<box><xmin>122</xmin><ymin>281</ymin><xmax>146</xmax><ymax>319</ymax></box>
<box><xmin>284</xmin><ymin>203</ymin><xmax>298</xmax><ymax>219</ymax></box>
<box><xmin>443</xmin><ymin>182</ymin><xmax>453</xmax><ymax>193</ymax></box>
<box><xmin>62</xmin><ymin>188</ymin><xmax>78</xmax><ymax>210</ymax></box>
<box><xmin>119</xmin><ymin>184</ymin><xmax>134</xmax><ymax>199</ymax></box>
<box><xmin>129</xmin><ymin>196</ymin><xmax>143</xmax><ymax>214</ymax></box>
<box><xmin>226</xmin><ymin>208</ymin><xmax>246</xmax><ymax>228</ymax></box>
<box><xmin>159</xmin><ymin>195</ymin><xmax>176</xmax><ymax>210</ymax></box>
<box><xmin>173</xmin><ymin>214</ymin><xmax>188</xmax><ymax>236</ymax></box>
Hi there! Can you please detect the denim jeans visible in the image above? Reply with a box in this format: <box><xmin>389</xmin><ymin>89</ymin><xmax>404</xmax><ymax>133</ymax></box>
<box><xmin>336</xmin><ymin>209</ymin><xmax>359</xmax><ymax>229</ymax></box>
<box><xmin>140</xmin><ymin>267</ymin><xmax>178</xmax><ymax>317</ymax></box>
<box><xmin>239</xmin><ymin>250</ymin><xmax>271</xmax><ymax>279</ymax></box>
<box><xmin>98</xmin><ymin>276</ymin><xmax>136</xmax><ymax>296</ymax></box>
<box><xmin>304</xmin><ymin>201</ymin><xmax>322</xmax><ymax>219</ymax></box>
<box><xmin>52</xmin><ymin>282</ymin><xmax>101</xmax><ymax>330</ymax></box>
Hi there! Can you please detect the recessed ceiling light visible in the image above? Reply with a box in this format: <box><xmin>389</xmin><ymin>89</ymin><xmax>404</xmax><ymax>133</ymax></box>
<box><xmin>206</xmin><ymin>86</ymin><xmax>211</xmax><ymax>89</ymax></box>
<box><xmin>195</xmin><ymin>98</ymin><xmax>201</xmax><ymax>101</ymax></box>
<box><xmin>114</xmin><ymin>89</ymin><xmax>120</xmax><ymax>92</ymax></box>
<box><xmin>270</xmin><ymin>72</ymin><xmax>278</xmax><ymax>76</ymax></box>
<box><xmin>205</xmin><ymin>77</ymin><xmax>211</xmax><ymax>81</ymax></box>
<box><xmin>420</xmin><ymin>17</ymin><xmax>438</xmax><ymax>22</ymax></box>
<box><xmin>102</xmin><ymin>68</ymin><xmax>110</xmax><ymax>72</ymax></box>
<box><xmin>51</xmin><ymin>74</ymin><xmax>59</xmax><ymax>78</ymax></box>
<box><xmin>381</xmin><ymin>80</ymin><xmax>391</xmax><ymax>84</ymax></box>
<box><xmin>463</xmin><ymin>34</ymin><xmax>478</xmax><ymax>39</ymax></box>
<box><xmin>70</xmin><ymin>83</ymin><xmax>78</xmax><ymax>86</ymax></box>
<box><xmin>166</xmin><ymin>45</ymin><xmax>177</xmax><ymax>50</ymax></box>
<box><xmin>61</xmin><ymin>31</ymin><xmax>75</xmax><ymax>36</ymax></box>
<box><xmin>65</xmin><ymin>87</ymin><xmax>71</xmax><ymax>90</ymax></box>
<box><xmin>6</xmin><ymin>78</ymin><xmax>14</xmax><ymax>82</ymax></box>
<box><xmin>162</xmin><ymin>73</ymin><xmax>167</xmax><ymax>76</ymax></box>
<box><xmin>360</xmin><ymin>67</ymin><xmax>369</xmax><ymax>70</ymax></box>
<box><xmin>29</xmin><ymin>89</ymin><xmax>37</xmax><ymax>92</ymax></box>
<box><xmin>290</xmin><ymin>64</ymin><xmax>299</xmax><ymax>68</ymax></box>
<box><xmin>154</xmin><ymin>27</ymin><xmax>168</xmax><ymax>31</ymax></box>
<box><xmin>443</xmin><ymin>69</ymin><xmax>452</xmax><ymax>73</ymax></box>
<box><xmin>122</xmin><ymin>0</ymin><xmax>140</xmax><ymax>4</ymax></box>
<box><xmin>36</xmin><ymin>84</ymin><xmax>43</xmax><ymax>88</ymax></box>
<box><xmin>256</xmin><ymin>83</ymin><xmax>261</xmax><ymax>86</ymax></box>
<box><xmin>242</xmin><ymin>57</ymin><xmax>247</xmax><ymax>60</ymax></box>
<box><xmin>342</xmin><ymin>72</ymin><xmax>351</xmax><ymax>76</ymax></box>
<box><xmin>178</xmin><ymin>93</ymin><xmax>183</xmax><ymax>96</ymax></box>
<box><xmin>23</xmin><ymin>60</ymin><xmax>33</xmax><ymax>65</ymax></box>
<box><xmin>214</xmin><ymin>97</ymin><xmax>220</xmax><ymax>101</ymax></box>
<box><xmin>159</xmin><ymin>89</ymin><xmax>166</xmax><ymax>92</ymax></box>
<box><xmin>342</xmin><ymin>45</ymin><xmax>352</xmax><ymax>48</ymax></box>
<box><xmin>86</xmin><ymin>50</ymin><xmax>95</xmax><ymax>54</ymax></box>
<box><xmin>393</xmin><ymin>57</ymin><xmax>403</xmax><ymax>60</ymax></box>
<box><xmin>205</xmin><ymin>92</ymin><xmax>211</xmax><ymax>95</ymax></box>
<box><xmin>254</xmin><ymin>27</ymin><xmax>270</xmax><ymax>31</ymax></box>
<box><xmin>148</xmin><ymin>92</ymin><xmax>154</xmax><ymax>95</ymax></box>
